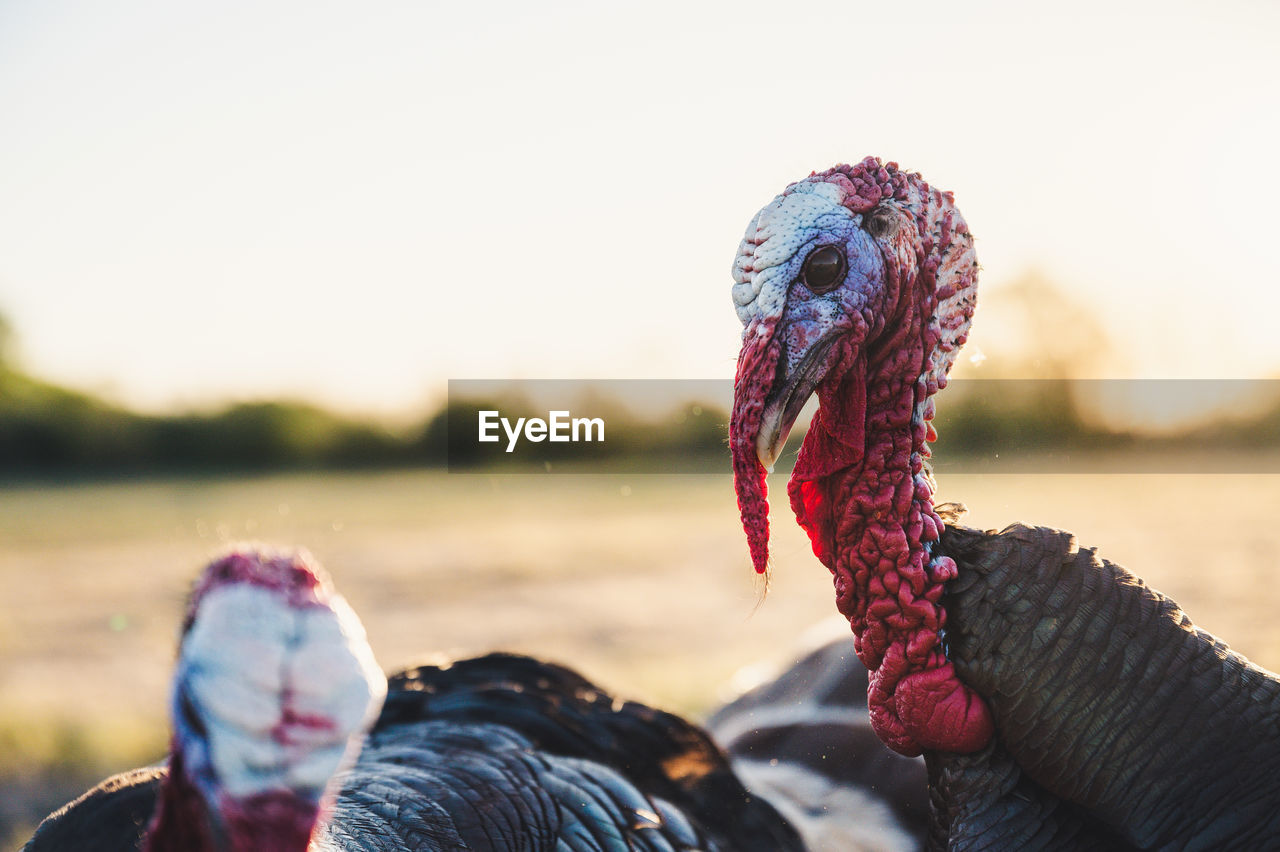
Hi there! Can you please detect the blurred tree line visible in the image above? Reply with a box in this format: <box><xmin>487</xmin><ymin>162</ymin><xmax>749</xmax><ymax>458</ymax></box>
<box><xmin>0</xmin><ymin>315</ymin><xmax>415</xmax><ymax>475</ymax></box>
<box><xmin>0</xmin><ymin>371</ymin><xmax>734</xmax><ymax>477</ymax></box>
<box><xmin>2</xmin><ymin>295</ymin><xmax>1279</xmax><ymax>479</ymax></box>
<box><xmin>0</xmin><ymin>320</ymin><xmax>736</xmax><ymax>475</ymax></box>
<box><xmin>4</xmin><ymin>364</ymin><xmax>1279</xmax><ymax>479</ymax></box>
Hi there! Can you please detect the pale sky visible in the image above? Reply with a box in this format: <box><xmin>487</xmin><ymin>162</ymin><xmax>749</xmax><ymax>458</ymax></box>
<box><xmin>1</xmin><ymin>0</ymin><xmax>1277</xmax><ymax>415</ymax></box>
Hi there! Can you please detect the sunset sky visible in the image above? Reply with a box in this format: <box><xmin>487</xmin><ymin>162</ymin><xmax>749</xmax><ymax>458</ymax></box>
<box><xmin>1</xmin><ymin>0</ymin><xmax>1277</xmax><ymax>415</ymax></box>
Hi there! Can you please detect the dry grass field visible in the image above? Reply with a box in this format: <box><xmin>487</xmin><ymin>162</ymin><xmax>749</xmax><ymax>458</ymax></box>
<box><xmin>3</xmin><ymin>464</ymin><xmax>1279</xmax><ymax>845</ymax></box>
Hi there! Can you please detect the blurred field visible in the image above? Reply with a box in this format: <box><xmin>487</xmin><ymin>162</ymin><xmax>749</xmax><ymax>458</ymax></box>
<box><xmin>3</xmin><ymin>464</ymin><xmax>1279</xmax><ymax>845</ymax></box>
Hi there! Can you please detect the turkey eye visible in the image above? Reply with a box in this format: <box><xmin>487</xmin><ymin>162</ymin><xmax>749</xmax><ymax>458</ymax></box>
<box><xmin>800</xmin><ymin>245</ymin><xmax>846</xmax><ymax>294</ymax></box>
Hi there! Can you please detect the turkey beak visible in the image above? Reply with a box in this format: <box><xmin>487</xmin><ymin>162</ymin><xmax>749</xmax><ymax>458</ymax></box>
<box><xmin>754</xmin><ymin>334</ymin><xmax>837</xmax><ymax>471</ymax></box>
<box><xmin>731</xmin><ymin>317</ymin><xmax>843</xmax><ymax>574</ymax></box>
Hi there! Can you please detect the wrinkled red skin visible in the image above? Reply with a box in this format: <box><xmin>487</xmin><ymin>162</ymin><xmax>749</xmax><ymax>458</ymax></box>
<box><xmin>786</xmin><ymin>366</ymin><xmax>992</xmax><ymax>757</ymax></box>
<box><xmin>731</xmin><ymin>158</ymin><xmax>992</xmax><ymax>757</ymax></box>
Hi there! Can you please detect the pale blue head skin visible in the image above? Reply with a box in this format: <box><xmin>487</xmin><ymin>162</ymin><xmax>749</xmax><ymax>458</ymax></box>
<box><xmin>771</xmin><ymin>220</ymin><xmax>886</xmax><ymax>379</ymax></box>
<box><xmin>733</xmin><ymin>181</ymin><xmax>886</xmax><ymax>329</ymax></box>
<box><xmin>732</xmin><ymin>180</ymin><xmax>890</xmax><ymax>466</ymax></box>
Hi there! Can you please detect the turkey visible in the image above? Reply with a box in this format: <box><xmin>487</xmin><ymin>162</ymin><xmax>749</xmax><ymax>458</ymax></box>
<box><xmin>706</xmin><ymin>619</ymin><xmax>929</xmax><ymax>851</ymax></box>
<box><xmin>22</xmin><ymin>547</ymin><xmax>920</xmax><ymax>851</ymax></box>
<box><xmin>728</xmin><ymin>158</ymin><xmax>1280</xmax><ymax>848</ymax></box>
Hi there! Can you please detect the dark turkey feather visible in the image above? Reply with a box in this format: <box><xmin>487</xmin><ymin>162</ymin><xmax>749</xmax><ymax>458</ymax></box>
<box><xmin>21</xmin><ymin>768</ymin><xmax>163</xmax><ymax>851</ymax></box>
<box><xmin>25</xmin><ymin>653</ymin><xmax>805</xmax><ymax>851</ymax></box>
<box><xmin>925</xmin><ymin>740</ymin><xmax>1129</xmax><ymax>851</ymax></box>
<box><xmin>375</xmin><ymin>653</ymin><xmax>801</xmax><ymax>851</ymax></box>
<box><xmin>929</xmin><ymin>521</ymin><xmax>1280</xmax><ymax>850</ymax></box>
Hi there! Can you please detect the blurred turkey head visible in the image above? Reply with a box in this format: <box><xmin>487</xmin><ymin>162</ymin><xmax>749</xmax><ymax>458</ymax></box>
<box><xmin>153</xmin><ymin>548</ymin><xmax>386</xmax><ymax>852</ymax></box>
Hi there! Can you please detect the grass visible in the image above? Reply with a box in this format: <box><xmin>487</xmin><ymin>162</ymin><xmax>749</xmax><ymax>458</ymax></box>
<box><xmin>3</xmin><ymin>463</ymin><xmax>1279</xmax><ymax>846</ymax></box>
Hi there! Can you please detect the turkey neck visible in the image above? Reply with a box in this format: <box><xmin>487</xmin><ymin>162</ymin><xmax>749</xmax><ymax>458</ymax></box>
<box><xmin>788</xmin><ymin>365</ymin><xmax>948</xmax><ymax>654</ymax></box>
<box><xmin>144</xmin><ymin>749</ymin><xmax>319</xmax><ymax>852</ymax></box>
<box><xmin>786</xmin><ymin>327</ymin><xmax>992</xmax><ymax>757</ymax></box>
<box><xmin>143</xmin><ymin>752</ymin><xmax>219</xmax><ymax>852</ymax></box>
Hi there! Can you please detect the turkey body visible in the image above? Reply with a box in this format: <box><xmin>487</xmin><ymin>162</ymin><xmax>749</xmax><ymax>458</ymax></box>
<box><xmin>925</xmin><ymin>520</ymin><xmax>1280</xmax><ymax>849</ymax></box>
<box><xmin>25</xmin><ymin>652</ymin><xmax>804</xmax><ymax>851</ymax></box>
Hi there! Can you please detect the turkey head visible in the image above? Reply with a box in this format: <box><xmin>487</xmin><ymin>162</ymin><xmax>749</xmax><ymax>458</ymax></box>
<box><xmin>147</xmin><ymin>548</ymin><xmax>385</xmax><ymax>852</ymax></box>
<box><xmin>729</xmin><ymin>158</ymin><xmax>988</xmax><ymax>756</ymax></box>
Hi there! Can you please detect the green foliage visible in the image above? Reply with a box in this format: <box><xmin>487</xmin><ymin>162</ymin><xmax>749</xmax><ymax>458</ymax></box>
<box><xmin>2</xmin><ymin>359</ymin><xmax>1279</xmax><ymax>479</ymax></box>
<box><xmin>0</xmin><ymin>367</ymin><xmax>407</xmax><ymax>477</ymax></box>
<box><xmin>145</xmin><ymin>401</ymin><xmax>403</xmax><ymax>470</ymax></box>
<box><xmin>0</xmin><ymin>369</ymin><xmax>149</xmax><ymax>470</ymax></box>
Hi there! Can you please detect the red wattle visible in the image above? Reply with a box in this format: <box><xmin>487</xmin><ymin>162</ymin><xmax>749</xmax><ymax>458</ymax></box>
<box><xmin>790</xmin><ymin>478</ymin><xmax>834</xmax><ymax>568</ymax></box>
<box><xmin>782</xmin><ymin>162</ymin><xmax>991</xmax><ymax>756</ymax></box>
<box><xmin>793</xmin><ymin>413</ymin><xmax>994</xmax><ymax>755</ymax></box>
<box><xmin>894</xmin><ymin>661</ymin><xmax>994</xmax><ymax>754</ymax></box>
